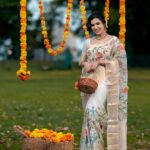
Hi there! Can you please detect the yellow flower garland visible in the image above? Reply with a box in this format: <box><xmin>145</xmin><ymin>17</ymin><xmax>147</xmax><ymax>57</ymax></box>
<box><xmin>119</xmin><ymin>0</ymin><xmax>126</xmax><ymax>46</ymax></box>
<box><xmin>104</xmin><ymin>0</ymin><xmax>110</xmax><ymax>28</ymax></box>
<box><xmin>79</xmin><ymin>0</ymin><xmax>90</xmax><ymax>39</ymax></box>
<box><xmin>39</xmin><ymin>0</ymin><xmax>74</xmax><ymax>56</ymax></box>
<box><xmin>17</xmin><ymin>0</ymin><xmax>126</xmax><ymax>80</ymax></box>
<box><xmin>17</xmin><ymin>0</ymin><xmax>30</xmax><ymax>81</ymax></box>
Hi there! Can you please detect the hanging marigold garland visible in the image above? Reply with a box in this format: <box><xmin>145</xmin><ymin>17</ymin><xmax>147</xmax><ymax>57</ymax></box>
<box><xmin>17</xmin><ymin>0</ymin><xmax>126</xmax><ymax>80</ymax></box>
<box><xmin>80</xmin><ymin>0</ymin><xmax>110</xmax><ymax>38</ymax></box>
<box><xmin>104</xmin><ymin>0</ymin><xmax>110</xmax><ymax>28</ymax></box>
<box><xmin>119</xmin><ymin>0</ymin><xmax>126</xmax><ymax>46</ymax></box>
<box><xmin>79</xmin><ymin>0</ymin><xmax>90</xmax><ymax>39</ymax></box>
<box><xmin>16</xmin><ymin>0</ymin><xmax>31</xmax><ymax>81</ymax></box>
<box><xmin>38</xmin><ymin>0</ymin><xmax>74</xmax><ymax>56</ymax></box>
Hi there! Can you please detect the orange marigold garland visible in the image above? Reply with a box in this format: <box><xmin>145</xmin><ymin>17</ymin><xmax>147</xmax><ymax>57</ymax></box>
<box><xmin>104</xmin><ymin>0</ymin><xmax>110</xmax><ymax>28</ymax></box>
<box><xmin>17</xmin><ymin>0</ymin><xmax>31</xmax><ymax>81</ymax></box>
<box><xmin>119</xmin><ymin>0</ymin><xmax>126</xmax><ymax>46</ymax></box>
<box><xmin>39</xmin><ymin>0</ymin><xmax>73</xmax><ymax>56</ymax></box>
<box><xmin>80</xmin><ymin>0</ymin><xmax>90</xmax><ymax>39</ymax></box>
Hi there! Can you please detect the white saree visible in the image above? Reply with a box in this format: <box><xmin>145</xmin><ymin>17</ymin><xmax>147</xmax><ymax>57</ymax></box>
<box><xmin>79</xmin><ymin>36</ymin><xmax>128</xmax><ymax>150</ymax></box>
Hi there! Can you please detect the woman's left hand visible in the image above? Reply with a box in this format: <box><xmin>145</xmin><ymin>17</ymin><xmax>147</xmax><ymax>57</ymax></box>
<box><xmin>87</xmin><ymin>62</ymin><xmax>99</xmax><ymax>73</ymax></box>
<box><xmin>96</xmin><ymin>52</ymin><xmax>106</xmax><ymax>66</ymax></box>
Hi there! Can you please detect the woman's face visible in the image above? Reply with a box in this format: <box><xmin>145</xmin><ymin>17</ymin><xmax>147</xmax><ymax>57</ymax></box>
<box><xmin>90</xmin><ymin>18</ymin><xmax>105</xmax><ymax>36</ymax></box>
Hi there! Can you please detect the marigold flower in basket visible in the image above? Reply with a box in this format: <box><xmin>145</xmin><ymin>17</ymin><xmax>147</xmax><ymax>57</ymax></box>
<box><xmin>24</xmin><ymin>128</ymin><xmax>74</xmax><ymax>143</ymax></box>
<box><xmin>74</xmin><ymin>81</ymin><xmax>79</xmax><ymax>90</ymax></box>
<box><xmin>24</xmin><ymin>130</ymin><xmax>31</xmax><ymax>136</ymax></box>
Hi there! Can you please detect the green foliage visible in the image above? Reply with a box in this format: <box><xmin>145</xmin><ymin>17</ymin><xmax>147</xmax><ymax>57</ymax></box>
<box><xmin>0</xmin><ymin>1</ymin><xmax>20</xmax><ymax>37</ymax></box>
<box><xmin>0</xmin><ymin>61</ymin><xmax>150</xmax><ymax>149</ymax></box>
<box><xmin>0</xmin><ymin>1</ymin><xmax>20</xmax><ymax>59</ymax></box>
<box><xmin>0</xmin><ymin>1</ymin><xmax>19</xmax><ymax>8</ymax></box>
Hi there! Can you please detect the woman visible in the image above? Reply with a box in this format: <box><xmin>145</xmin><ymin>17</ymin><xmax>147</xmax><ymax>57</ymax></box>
<box><xmin>79</xmin><ymin>12</ymin><xmax>128</xmax><ymax>150</ymax></box>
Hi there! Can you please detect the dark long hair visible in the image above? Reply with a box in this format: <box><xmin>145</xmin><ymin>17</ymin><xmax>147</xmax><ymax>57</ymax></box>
<box><xmin>87</xmin><ymin>12</ymin><xmax>106</xmax><ymax>31</ymax></box>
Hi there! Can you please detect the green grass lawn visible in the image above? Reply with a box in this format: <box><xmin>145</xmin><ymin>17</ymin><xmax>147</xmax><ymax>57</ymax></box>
<box><xmin>0</xmin><ymin>61</ymin><xmax>150</xmax><ymax>150</ymax></box>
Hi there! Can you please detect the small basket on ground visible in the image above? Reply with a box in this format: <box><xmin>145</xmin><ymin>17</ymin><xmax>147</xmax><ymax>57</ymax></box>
<box><xmin>13</xmin><ymin>125</ymin><xmax>74</xmax><ymax>150</ymax></box>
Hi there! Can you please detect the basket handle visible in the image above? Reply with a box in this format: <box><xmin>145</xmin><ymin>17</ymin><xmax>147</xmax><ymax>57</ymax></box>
<box><xmin>13</xmin><ymin>125</ymin><xmax>28</xmax><ymax>138</ymax></box>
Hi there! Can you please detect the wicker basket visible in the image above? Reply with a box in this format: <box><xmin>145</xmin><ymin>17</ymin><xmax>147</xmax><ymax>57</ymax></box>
<box><xmin>13</xmin><ymin>125</ymin><xmax>74</xmax><ymax>150</ymax></box>
<box><xmin>78</xmin><ymin>78</ymin><xmax>98</xmax><ymax>94</ymax></box>
<box><xmin>22</xmin><ymin>138</ymin><xmax>49</xmax><ymax>150</ymax></box>
<box><xmin>49</xmin><ymin>140</ymin><xmax>74</xmax><ymax>150</ymax></box>
<box><xmin>22</xmin><ymin>138</ymin><xmax>74</xmax><ymax>150</ymax></box>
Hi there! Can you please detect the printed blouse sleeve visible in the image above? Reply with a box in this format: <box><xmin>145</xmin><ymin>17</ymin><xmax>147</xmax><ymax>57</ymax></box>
<box><xmin>112</xmin><ymin>37</ymin><xmax>128</xmax><ymax>121</ymax></box>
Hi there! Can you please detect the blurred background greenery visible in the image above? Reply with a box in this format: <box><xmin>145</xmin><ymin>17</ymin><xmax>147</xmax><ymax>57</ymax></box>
<box><xmin>0</xmin><ymin>0</ymin><xmax>150</xmax><ymax>67</ymax></box>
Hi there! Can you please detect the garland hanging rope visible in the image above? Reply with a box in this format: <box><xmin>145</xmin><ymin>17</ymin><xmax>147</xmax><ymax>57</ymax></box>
<box><xmin>17</xmin><ymin>0</ymin><xmax>126</xmax><ymax>81</ymax></box>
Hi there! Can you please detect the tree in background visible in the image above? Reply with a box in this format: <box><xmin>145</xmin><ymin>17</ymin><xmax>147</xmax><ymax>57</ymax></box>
<box><xmin>0</xmin><ymin>0</ymin><xmax>33</xmax><ymax>59</ymax></box>
<box><xmin>0</xmin><ymin>0</ymin><xmax>20</xmax><ymax>59</ymax></box>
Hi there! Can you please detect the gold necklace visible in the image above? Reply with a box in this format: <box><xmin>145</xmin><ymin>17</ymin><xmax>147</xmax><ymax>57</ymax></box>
<box><xmin>95</xmin><ymin>33</ymin><xmax>108</xmax><ymax>40</ymax></box>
